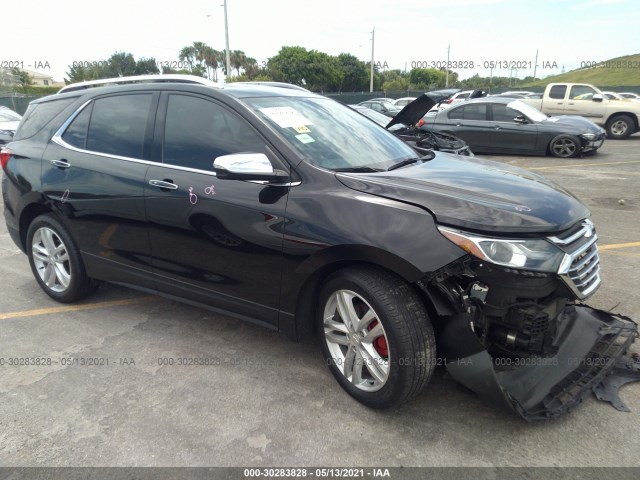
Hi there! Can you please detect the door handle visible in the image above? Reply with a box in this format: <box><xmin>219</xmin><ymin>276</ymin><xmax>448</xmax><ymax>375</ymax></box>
<box><xmin>149</xmin><ymin>179</ymin><xmax>178</xmax><ymax>190</ymax></box>
<box><xmin>455</xmin><ymin>123</ymin><xmax>461</xmax><ymax>127</ymax></box>
<box><xmin>568</xmin><ymin>102</ymin><xmax>575</xmax><ymax>105</ymax></box>
<box><xmin>50</xmin><ymin>159</ymin><xmax>71</xmax><ymax>169</ymax></box>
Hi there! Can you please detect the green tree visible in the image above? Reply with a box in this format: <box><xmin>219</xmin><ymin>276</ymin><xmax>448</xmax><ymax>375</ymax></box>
<box><xmin>267</xmin><ymin>46</ymin><xmax>311</xmax><ymax>86</ymax></box>
<box><xmin>134</xmin><ymin>57</ymin><xmax>160</xmax><ymax>75</ymax></box>
<box><xmin>336</xmin><ymin>53</ymin><xmax>369</xmax><ymax>92</ymax></box>
<box><xmin>381</xmin><ymin>69</ymin><xmax>409</xmax><ymax>91</ymax></box>
<box><xmin>409</xmin><ymin>68</ymin><xmax>445</xmax><ymax>89</ymax></box>
<box><xmin>106</xmin><ymin>51</ymin><xmax>137</xmax><ymax>77</ymax></box>
<box><xmin>243</xmin><ymin>57</ymin><xmax>260</xmax><ymax>80</ymax></box>
<box><xmin>230</xmin><ymin>50</ymin><xmax>247</xmax><ymax>76</ymax></box>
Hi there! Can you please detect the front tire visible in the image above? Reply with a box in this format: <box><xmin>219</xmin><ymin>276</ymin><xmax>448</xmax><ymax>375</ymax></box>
<box><xmin>549</xmin><ymin>134</ymin><xmax>581</xmax><ymax>158</ymax></box>
<box><xmin>606</xmin><ymin>115</ymin><xmax>633</xmax><ymax>139</ymax></box>
<box><xmin>317</xmin><ymin>266</ymin><xmax>436</xmax><ymax>409</ymax></box>
<box><xmin>26</xmin><ymin>214</ymin><xmax>96</xmax><ymax>303</ymax></box>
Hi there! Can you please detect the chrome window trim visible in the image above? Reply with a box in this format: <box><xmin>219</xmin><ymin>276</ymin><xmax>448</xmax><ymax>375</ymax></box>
<box><xmin>51</xmin><ymin>102</ymin><xmax>219</xmax><ymax>178</ymax></box>
<box><xmin>52</xmin><ymin>133</ymin><xmax>219</xmax><ymax>177</ymax></box>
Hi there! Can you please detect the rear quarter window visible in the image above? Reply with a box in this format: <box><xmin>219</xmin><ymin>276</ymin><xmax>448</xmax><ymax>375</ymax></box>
<box><xmin>13</xmin><ymin>97</ymin><xmax>78</xmax><ymax>141</ymax></box>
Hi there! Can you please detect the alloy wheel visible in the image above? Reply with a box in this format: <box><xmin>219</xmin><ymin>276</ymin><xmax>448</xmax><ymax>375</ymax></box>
<box><xmin>31</xmin><ymin>227</ymin><xmax>71</xmax><ymax>293</ymax></box>
<box><xmin>323</xmin><ymin>289</ymin><xmax>390</xmax><ymax>392</ymax></box>
<box><xmin>552</xmin><ymin>138</ymin><xmax>577</xmax><ymax>157</ymax></box>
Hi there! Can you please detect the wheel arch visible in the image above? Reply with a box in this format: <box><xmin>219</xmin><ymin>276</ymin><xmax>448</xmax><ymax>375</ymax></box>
<box><xmin>19</xmin><ymin>203</ymin><xmax>55</xmax><ymax>250</ymax></box>
<box><xmin>291</xmin><ymin>245</ymin><xmax>435</xmax><ymax>340</ymax></box>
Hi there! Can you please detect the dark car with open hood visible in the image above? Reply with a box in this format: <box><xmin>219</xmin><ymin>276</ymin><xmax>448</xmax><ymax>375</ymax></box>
<box><xmin>423</xmin><ymin>97</ymin><xmax>607</xmax><ymax>158</ymax></box>
<box><xmin>2</xmin><ymin>75</ymin><xmax>638</xmax><ymax>420</ymax></box>
<box><xmin>350</xmin><ymin>99</ymin><xmax>473</xmax><ymax>157</ymax></box>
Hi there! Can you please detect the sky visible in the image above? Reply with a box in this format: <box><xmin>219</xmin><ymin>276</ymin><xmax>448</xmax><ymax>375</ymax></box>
<box><xmin>5</xmin><ymin>0</ymin><xmax>640</xmax><ymax>83</ymax></box>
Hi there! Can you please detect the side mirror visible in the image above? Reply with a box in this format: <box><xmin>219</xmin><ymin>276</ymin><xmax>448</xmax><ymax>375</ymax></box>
<box><xmin>213</xmin><ymin>153</ymin><xmax>289</xmax><ymax>182</ymax></box>
<box><xmin>514</xmin><ymin>115</ymin><xmax>527</xmax><ymax>124</ymax></box>
<box><xmin>592</xmin><ymin>94</ymin><xmax>603</xmax><ymax>103</ymax></box>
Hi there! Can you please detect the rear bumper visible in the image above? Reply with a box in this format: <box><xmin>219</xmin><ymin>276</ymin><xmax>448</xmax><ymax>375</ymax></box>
<box><xmin>441</xmin><ymin>305</ymin><xmax>638</xmax><ymax>420</ymax></box>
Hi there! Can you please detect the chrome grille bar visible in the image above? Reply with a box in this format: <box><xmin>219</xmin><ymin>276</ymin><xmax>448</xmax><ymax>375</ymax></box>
<box><xmin>548</xmin><ymin>219</ymin><xmax>601</xmax><ymax>299</ymax></box>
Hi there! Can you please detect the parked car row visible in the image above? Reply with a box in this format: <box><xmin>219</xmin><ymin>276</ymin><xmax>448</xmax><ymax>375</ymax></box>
<box><xmin>422</xmin><ymin>97</ymin><xmax>606</xmax><ymax>158</ymax></box>
<box><xmin>357</xmin><ymin>88</ymin><xmax>609</xmax><ymax>158</ymax></box>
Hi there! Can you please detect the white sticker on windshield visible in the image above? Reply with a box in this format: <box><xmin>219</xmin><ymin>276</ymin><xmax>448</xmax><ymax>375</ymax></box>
<box><xmin>295</xmin><ymin>133</ymin><xmax>315</xmax><ymax>144</ymax></box>
<box><xmin>259</xmin><ymin>107</ymin><xmax>314</xmax><ymax>128</ymax></box>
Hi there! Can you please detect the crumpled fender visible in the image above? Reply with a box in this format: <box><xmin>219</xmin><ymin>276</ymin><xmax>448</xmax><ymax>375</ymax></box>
<box><xmin>439</xmin><ymin>305</ymin><xmax>639</xmax><ymax>420</ymax></box>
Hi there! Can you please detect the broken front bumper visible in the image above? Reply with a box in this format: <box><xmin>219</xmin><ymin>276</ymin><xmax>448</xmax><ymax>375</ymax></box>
<box><xmin>440</xmin><ymin>305</ymin><xmax>639</xmax><ymax>420</ymax></box>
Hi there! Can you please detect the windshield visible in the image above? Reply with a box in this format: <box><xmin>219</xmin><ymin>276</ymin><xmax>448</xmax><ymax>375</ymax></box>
<box><xmin>245</xmin><ymin>96</ymin><xmax>417</xmax><ymax>171</ymax></box>
<box><xmin>507</xmin><ymin>100</ymin><xmax>548</xmax><ymax>122</ymax></box>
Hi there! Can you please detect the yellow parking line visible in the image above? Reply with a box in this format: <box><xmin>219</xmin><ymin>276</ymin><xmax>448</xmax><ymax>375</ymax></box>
<box><xmin>526</xmin><ymin>160</ymin><xmax>640</xmax><ymax>171</ymax></box>
<box><xmin>0</xmin><ymin>297</ymin><xmax>155</xmax><ymax>321</ymax></box>
<box><xmin>600</xmin><ymin>241</ymin><xmax>640</xmax><ymax>251</ymax></box>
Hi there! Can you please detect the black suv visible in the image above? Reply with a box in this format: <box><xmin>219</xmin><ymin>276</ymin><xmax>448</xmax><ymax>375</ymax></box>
<box><xmin>2</xmin><ymin>75</ymin><xmax>637</xmax><ymax>419</ymax></box>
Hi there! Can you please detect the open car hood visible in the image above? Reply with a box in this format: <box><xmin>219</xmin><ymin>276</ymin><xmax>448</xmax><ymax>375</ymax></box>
<box><xmin>386</xmin><ymin>90</ymin><xmax>486</xmax><ymax>129</ymax></box>
<box><xmin>385</xmin><ymin>93</ymin><xmax>445</xmax><ymax>129</ymax></box>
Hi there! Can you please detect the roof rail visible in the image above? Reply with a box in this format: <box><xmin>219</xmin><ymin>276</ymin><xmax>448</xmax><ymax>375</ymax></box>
<box><xmin>58</xmin><ymin>74</ymin><xmax>223</xmax><ymax>94</ymax></box>
<box><xmin>229</xmin><ymin>81</ymin><xmax>309</xmax><ymax>92</ymax></box>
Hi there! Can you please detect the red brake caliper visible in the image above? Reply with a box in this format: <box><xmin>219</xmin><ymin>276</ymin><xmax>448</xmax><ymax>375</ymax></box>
<box><xmin>368</xmin><ymin>320</ymin><xmax>388</xmax><ymax>357</ymax></box>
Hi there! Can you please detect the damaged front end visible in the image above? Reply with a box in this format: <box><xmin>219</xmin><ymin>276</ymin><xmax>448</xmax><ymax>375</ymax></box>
<box><xmin>420</xmin><ymin>220</ymin><xmax>640</xmax><ymax>420</ymax></box>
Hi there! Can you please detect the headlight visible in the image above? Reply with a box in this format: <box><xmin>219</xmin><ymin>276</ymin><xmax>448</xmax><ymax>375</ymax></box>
<box><xmin>580</xmin><ymin>133</ymin><xmax>596</xmax><ymax>140</ymax></box>
<box><xmin>438</xmin><ymin>226</ymin><xmax>565</xmax><ymax>272</ymax></box>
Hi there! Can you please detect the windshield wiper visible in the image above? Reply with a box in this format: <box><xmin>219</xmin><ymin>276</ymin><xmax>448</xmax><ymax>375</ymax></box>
<box><xmin>332</xmin><ymin>166</ymin><xmax>384</xmax><ymax>173</ymax></box>
<box><xmin>386</xmin><ymin>157</ymin><xmax>420</xmax><ymax>171</ymax></box>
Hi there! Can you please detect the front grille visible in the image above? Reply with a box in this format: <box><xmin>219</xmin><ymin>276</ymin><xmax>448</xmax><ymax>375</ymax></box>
<box><xmin>548</xmin><ymin>220</ymin><xmax>601</xmax><ymax>299</ymax></box>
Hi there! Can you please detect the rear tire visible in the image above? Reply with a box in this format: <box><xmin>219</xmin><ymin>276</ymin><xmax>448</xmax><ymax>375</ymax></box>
<box><xmin>26</xmin><ymin>214</ymin><xmax>96</xmax><ymax>303</ymax></box>
<box><xmin>549</xmin><ymin>134</ymin><xmax>581</xmax><ymax>158</ymax></box>
<box><xmin>606</xmin><ymin>115</ymin><xmax>633</xmax><ymax>139</ymax></box>
<box><xmin>317</xmin><ymin>265</ymin><xmax>436</xmax><ymax>409</ymax></box>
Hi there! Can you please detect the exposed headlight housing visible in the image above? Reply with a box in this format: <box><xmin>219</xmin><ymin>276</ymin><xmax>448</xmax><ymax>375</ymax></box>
<box><xmin>438</xmin><ymin>226</ymin><xmax>565</xmax><ymax>272</ymax></box>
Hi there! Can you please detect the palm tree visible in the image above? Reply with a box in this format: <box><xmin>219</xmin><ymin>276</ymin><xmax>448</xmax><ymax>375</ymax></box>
<box><xmin>179</xmin><ymin>46</ymin><xmax>197</xmax><ymax>71</ymax></box>
<box><xmin>203</xmin><ymin>47</ymin><xmax>222</xmax><ymax>81</ymax></box>
<box><xmin>231</xmin><ymin>50</ymin><xmax>246</xmax><ymax>77</ymax></box>
<box><xmin>244</xmin><ymin>57</ymin><xmax>259</xmax><ymax>80</ymax></box>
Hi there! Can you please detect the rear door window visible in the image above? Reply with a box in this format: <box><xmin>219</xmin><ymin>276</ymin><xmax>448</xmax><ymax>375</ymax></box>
<box><xmin>85</xmin><ymin>94</ymin><xmax>153</xmax><ymax>159</ymax></box>
<box><xmin>447</xmin><ymin>104</ymin><xmax>487</xmax><ymax>121</ymax></box>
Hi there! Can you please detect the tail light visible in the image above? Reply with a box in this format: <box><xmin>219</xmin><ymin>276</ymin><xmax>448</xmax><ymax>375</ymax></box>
<box><xmin>444</xmin><ymin>98</ymin><xmax>454</xmax><ymax>104</ymax></box>
<box><xmin>0</xmin><ymin>148</ymin><xmax>11</xmax><ymax>171</ymax></box>
<box><xmin>417</xmin><ymin>119</ymin><xmax>425</xmax><ymax>127</ymax></box>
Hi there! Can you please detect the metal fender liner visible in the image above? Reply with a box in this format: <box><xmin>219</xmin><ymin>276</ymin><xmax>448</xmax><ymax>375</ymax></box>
<box><xmin>440</xmin><ymin>306</ymin><xmax>639</xmax><ymax>420</ymax></box>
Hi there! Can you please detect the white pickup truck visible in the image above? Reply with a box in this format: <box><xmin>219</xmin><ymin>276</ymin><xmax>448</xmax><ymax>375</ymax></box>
<box><xmin>520</xmin><ymin>83</ymin><xmax>640</xmax><ymax>139</ymax></box>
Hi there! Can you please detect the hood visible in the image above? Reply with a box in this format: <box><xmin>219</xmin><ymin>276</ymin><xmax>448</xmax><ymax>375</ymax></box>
<box><xmin>385</xmin><ymin>93</ymin><xmax>448</xmax><ymax>129</ymax></box>
<box><xmin>336</xmin><ymin>153</ymin><xmax>589</xmax><ymax>234</ymax></box>
<box><xmin>540</xmin><ymin>115</ymin><xmax>604</xmax><ymax>133</ymax></box>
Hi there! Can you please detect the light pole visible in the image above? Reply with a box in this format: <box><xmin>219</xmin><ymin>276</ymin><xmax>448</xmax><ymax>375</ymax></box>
<box><xmin>223</xmin><ymin>1</ymin><xmax>231</xmax><ymax>80</ymax></box>
<box><xmin>369</xmin><ymin>27</ymin><xmax>375</xmax><ymax>92</ymax></box>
